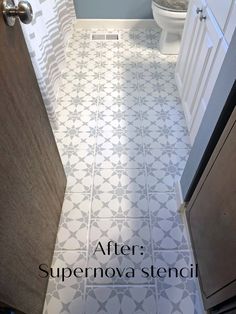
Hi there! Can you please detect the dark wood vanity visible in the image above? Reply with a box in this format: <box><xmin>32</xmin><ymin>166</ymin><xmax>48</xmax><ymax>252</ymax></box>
<box><xmin>186</xmin><ymin>103</ymin><xmax>236</xmax><ymax>313</ymax></box>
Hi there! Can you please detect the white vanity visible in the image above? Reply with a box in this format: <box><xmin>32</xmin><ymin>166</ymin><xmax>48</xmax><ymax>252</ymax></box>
<box><xmin>176</xmin><ymin>0</ymin><xmax>236</xmax><ymax>144</ymax></box>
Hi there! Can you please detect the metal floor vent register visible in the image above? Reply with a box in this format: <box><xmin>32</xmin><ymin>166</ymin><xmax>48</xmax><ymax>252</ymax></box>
<box><xmin>91</xmin><ymin>33</ymin><xmax>120</xmax><ymax>41</ymax></box>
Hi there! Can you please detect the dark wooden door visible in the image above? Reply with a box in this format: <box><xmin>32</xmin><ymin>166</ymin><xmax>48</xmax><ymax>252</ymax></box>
<box><xmin>0</xmin><ymin>4</ymin><xmax>66</xmax><ymax>314</ymax></box>
<box><xmin>186</xmin><ymin>107</ymin><xmax>236</xmax><ymax>311</ymax></box>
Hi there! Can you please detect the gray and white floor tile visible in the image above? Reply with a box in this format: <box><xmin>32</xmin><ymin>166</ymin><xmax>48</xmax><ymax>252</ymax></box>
<box><xmin>43</xmin><ymin>251</ymin><xmax>86</xmax><ymax>314</ymax></box>
<box><xmin>93</xmin><ymin>169</ymin><xmax>147</xmax><ymax>194</ymax></box>
<box><xmin>96</xmin><ymin>130</ymin><xmax>143</xmax><ymax>150</ymax></box>
<box><xmin>143</xmin><ymin>128</ymin><xmax>190</xmax><ymax>150</ymax></box>
<box><xmin>95</xmin><ymin>147</ymin><xmax>144</xmax><ymax>169</ymax></box>
<box><xmin>91</xmin><ymin>192</ymin><xmax>149</xmax><ymax>218</ymax></box>
<box><xmin>146</xmin><ymin>149</ymin><xmax>190</xmax><ymax>193</ymax></box>
<box><xmin>155</xmin><ymin>251</ymin><xmax>199</xmax><ymax>314</ymax></box>
<box><xmin>85</xmin><ymin>287</ymin><xmax>157</xmax><ymax>314</ymax></box>
<box><xmin>55</xmin><ymin>131</ymin><xmax>96</xmax><ymax>151</ymax></box>
<box><xmin>43</xmin><ymin>27</ymin><xmax>203</xmax><ymax>314</ymax></box>
<box><xmin>56</xmin><ymin>194</ymin><xmax>91</xmax><ymax>251</ymax></box>
<box><xmin>65</xmin><ymin>166</ymin><xmax>93</xmax><ymax>194</ymax></box>
<box><xmin>149</xmin><ymin>194</ymin><xmax>188</xmax><ymax>250</ymax></box>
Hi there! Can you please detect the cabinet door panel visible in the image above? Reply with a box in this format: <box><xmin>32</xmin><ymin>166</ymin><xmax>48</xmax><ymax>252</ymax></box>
<box><xmin>187</xmin><ymin>108</ymin><xmax>236</xmax><ymax>309</ymax></box>
<box><xmin>225</xmin><ymin>1</ymin><xmax>236</xmax><ymax>45</ymax></box>
<box><xmin>188</xmin><ymin>8</ymin><xmax>222</xmax><ymax>124</ymax></box>
<box><xmin>182</xmin><ymin>24</ymin><xmax>211</xmax><ymax>117</ymax></box>
<box><xmin>206</xmin><ymin>0</ymin><xmax>232</xmax><ymax>31</ymax></box>
<box><xmin>181</xmin><ymin>18</ymin><xmax>203</xmax><ymax>103</ymax></box>
<box><xmin>190</xmin><ymin>38</ymin><xmax>228</xmax><ymax>143</ymax></box>
<box><xmin>176</xmin><ymin>2</ymin><xmax>223</xmax><ymax>144</ymax></box>
<box><xmin>176</xmin><ymin>0</ymin><xmax>205</xmax><ymax>97</ymax></box>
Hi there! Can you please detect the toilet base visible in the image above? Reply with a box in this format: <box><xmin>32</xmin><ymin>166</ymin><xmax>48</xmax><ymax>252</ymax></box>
<box><xmin>159</xmin><ymin>30</ymin><xmax>182</xmax><ymax>55</ymax></box>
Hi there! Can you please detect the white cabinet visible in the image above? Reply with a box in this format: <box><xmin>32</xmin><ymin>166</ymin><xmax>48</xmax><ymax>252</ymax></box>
<box><xmin>206</xmin><ymin>0</ymin><xmax>232</xmax><ymax>32</ymax></box>
<box><xmin>190</xmin><ymin>38</ymin><xmax>228</xmax><ymax>140</ymax></box>
<box><xmin>176</xmin><ymin>0</ymin><xmax>228</xmax><ymax>144</ymax></box>
<box><xmin>176</xmin><ymin>0</ymin><xmax>205</xmax><ymax>97</ymax></box>
<box><xmin>225</xmin><ymin>0</ymin><xmax>236</xmax><ymax>45</ymax></box>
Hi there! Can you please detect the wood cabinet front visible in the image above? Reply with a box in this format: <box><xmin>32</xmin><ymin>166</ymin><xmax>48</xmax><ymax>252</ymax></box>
<box><xmin>186</xmin><ymin>107</ymin><xmax>236</xmax><ymax>310</ymax></box>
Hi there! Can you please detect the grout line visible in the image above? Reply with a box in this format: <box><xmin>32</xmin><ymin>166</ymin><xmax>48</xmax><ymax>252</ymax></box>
<box><xmin>53</xmin><ymin>249</ymin><xmax>88</xmax><ymax>254</ymax></box>
<box><xmin>153</xmin><ymin>248</ymin><xmax>193</xmax><ymax>252</ymax></box>
<box><xmin>85</xmin><ymin>284</ymin><xmax>156</xmax><ymax>288</ymax></box>
<box><xmin>89</xmin><ymin>217</ymin><xmax>150</xmax><ymax>221</ymax></box>
<box><xmin>83</xmin><ymin>44</ymin><xmax>102</xmax><ymax>294</ymax></box>
<box><xmin>149</xmin><ymin>29</ymin><xmax>161</xmax><ymax>309</ymax></box>
<box><xmin>64</xmin><ymin>192</ymin><xmax>91</xmax><ymax>196</ymax></box>
<box><xmin>137</xmin><ymin>28</ymin><xmax>159</xmax><ymax>308</ymax></box>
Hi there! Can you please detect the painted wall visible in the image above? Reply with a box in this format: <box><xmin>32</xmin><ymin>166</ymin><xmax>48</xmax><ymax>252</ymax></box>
<box><xmin>73</xmin><ymin>0</ymin><xmax>153</xmax><ymax>19</ymax></box>
<box><xmin>180</xmin><ymin>29</ymin><xmax>236</xmax><ymax>200</ymax></box>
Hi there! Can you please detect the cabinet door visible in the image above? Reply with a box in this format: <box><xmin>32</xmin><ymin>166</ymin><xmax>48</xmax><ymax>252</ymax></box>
<box><xmin>206</xmin><ymin>0</ymin><xmax>232</xmax><ymax>32</ymax></box>
<box><xmin>176</xmin><ymin>0</ymin><xmax>205</xmax><ymax>97</ymax></box>
<box><xmin>176</xmin><ymin>4</ymin><xmax>223</xmax><ymax>144</ymax></box>
<box><xmin>225</xmin><ymin>0</ymin><xmax>236</xmax><ymax>45</ymax></box>
<box><xmin>190</xmin><ymin>38</ymin><xmax>228</xmax><ymax>141</ymax></box>
<box><xmin>186</xmin><ymin>8</ymin><xmax>223</xmax><ymax>142</ymax></box>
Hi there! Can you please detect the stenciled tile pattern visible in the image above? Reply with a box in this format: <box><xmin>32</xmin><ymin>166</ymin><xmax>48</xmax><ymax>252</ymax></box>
<box><xmin>97</xmin><ymin>130</ymin><xmax>143</xmax><ymax>149</ymax></box>
<box><xmin>43</xmin><ymin>27</ymin><xmax>203</xmax><ymax>314</ymax></box>
<box><xmin>56</xmin><ymin>194</ymin><xmax>91</xmax><ymax>250</ymax></box>
<box><xmin>95</xmin><ymin>147</ymin><xmax>144</xmax><ymax>169</ymax></box>
<box><xmin>85</xmin><ymin>287</ymin><xmax>157</xmax><ymax>314</ymax></box>
<box><xmin>155</xmin><ymin>251</ymin><xmax>200</xmax><ymax>314</ymax></box>
<box><xmin>93</xmin><ymin>169</ymin><xmax>147</xmax><ymax>194</ymax></box>
<box><xmin>43</xmin><ymin>251</ymin><xmax>86</xmax><ymax>314</ymax></box>
<box><xmin>146</xmin><ymin>149</ymin><xmax>190</xmax><ymax>193</ymax></box>
<box><xmin>149</xmin><ymin>194</ymin><xmax>189</xmax><ymax>250</ymax></box>
<box><xmin>91</xmin><ymin>192</ymin><xmax>149</xmax><ymax>218</ymax></box>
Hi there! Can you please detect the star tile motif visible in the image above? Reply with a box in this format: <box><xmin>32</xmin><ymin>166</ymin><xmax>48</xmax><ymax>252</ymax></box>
<box><xmin>91</xmin><ymin>192</ymin><xmax>149</xmax><ymax>218</ymax></box>
<box><xmin>85</xmin><ymin>287</ymin><xmax>157</xmax><ymax>314</ymax></box>
<box><xmin>43</xmin><ymin>251</ymin><xmax>86</xmax><ymax>314</ymax></box>
<box><xmin>149</xmin><ymin>193</ymin><xmax>189</xmax><ymax>250</ymax></box>
<box><xmin>56</xmin><ymin>194</ymin><xmax>91</xmax><ymax>250</ymax></box>
<box><xmin>97</xmin><ymin>130</ymin><xmax>143</xmax><ymax>150</ymax></box>
<box><xmin>155</xmin><ymin>251</ymin><xmax>201</xmax><ymax>314</ymax></box>
<box><xmin>97</xmin><ymin>114</ymin><xmax>142</xmax><ymax>132</ymax></box>
<box><xmin>95</xmin><ymin>147</ymin><xmax>144</xmax><ymax>169</ymax></box>
<box><xmin>146</xmin><ymin>149</ymin><xmax>190</xmax><ymax>192</ymax></box>
<box><xmin>93</xmin><ymin>169</ymin><xmax>147</xmax><ymax>194</ymax></box>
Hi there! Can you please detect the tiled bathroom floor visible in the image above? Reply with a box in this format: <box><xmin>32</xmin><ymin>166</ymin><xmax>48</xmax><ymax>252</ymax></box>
<box><xmin>43</xmin><ymin>27</ymin><xmax>202</xmax><ymax>314</ymax></box>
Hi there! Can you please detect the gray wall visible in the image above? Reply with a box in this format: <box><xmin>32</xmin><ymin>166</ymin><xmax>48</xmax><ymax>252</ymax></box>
<box><xmin>180</xmin><ymin>30</ymin><xmax>236</xmax><ymax>200</ymax></box>
<box><xmin>73</xmin><ymin>0</ymin><xmax>153</xmax><ymax>19</ymax></box>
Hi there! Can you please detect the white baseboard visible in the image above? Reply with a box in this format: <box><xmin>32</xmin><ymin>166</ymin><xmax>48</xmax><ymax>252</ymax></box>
<box><xmin>175</xmin><ymin>180</ymin><xmax>185</xmax><ymax>212</ymax></box>
<box><xmin>74</xmin><ymin>19</ymin><xmax>156</xmax><ymax>29</ymax></box>
<box><xmin>175</xmin><ymin>72</ymin><xmax>182</xmax><ymax>96</ymax></box>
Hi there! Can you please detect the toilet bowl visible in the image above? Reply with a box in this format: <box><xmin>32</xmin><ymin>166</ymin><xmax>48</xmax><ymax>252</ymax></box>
<box><xmin>152</xmin><ymin>0</ymin><xmax>188</xmax><ymax>54</ymax></box>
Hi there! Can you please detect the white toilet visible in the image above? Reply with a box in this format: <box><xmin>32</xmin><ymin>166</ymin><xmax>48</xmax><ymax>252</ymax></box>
<box><xmin>152</xmin><ymin>0</ymin><xmax>188</xmax><ymax>54</ymax></box>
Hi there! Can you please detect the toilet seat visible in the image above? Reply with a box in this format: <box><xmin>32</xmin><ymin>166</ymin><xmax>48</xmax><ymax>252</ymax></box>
<box><xmin>152</xmin><ymin>0</ymin><xmax>188</xmax><ymax>12</ymax></box>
